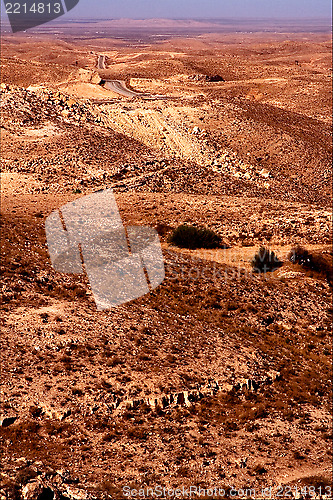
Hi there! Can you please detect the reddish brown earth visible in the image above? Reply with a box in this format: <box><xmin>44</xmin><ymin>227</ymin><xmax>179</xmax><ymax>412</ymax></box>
<box><xmin>0</xmin><ymin>22</ymin><xmax>332</xmax><ymax>500</ymax></box>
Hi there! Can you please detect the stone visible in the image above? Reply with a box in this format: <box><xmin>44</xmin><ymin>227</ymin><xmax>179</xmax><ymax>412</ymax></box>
<box><xmin>22</xmin><ymin>482</ymin><xmax>54</xmax><ymax>500</ymax></box>
<box><xmin>22</xmin><ymin>482</ymin><xmax>43</xmax><ymax>500</ymax></box>
<box><xmin>42</xmin><ymin>407</ymin><xmax>71</xmax><ymax>421</ymax></box>
<box><xmin>55</xmin><ymin>408</ymin><xmax>69</xmax><ymax>421</ymax></box>
<box><xmin>189</xmin><ymin>73</ymin><xmax>224</xmax><ymax>82</ymax></box>
<box><xmin>207</xmin><ymin>74</ymin><xmax>224</xmax><ymax>82</ymax></box>
<box><xmin>183</xmin><ymin>391</ymin><xmax>190</xmax><ymax>406</ymax></box>
<box><xmin>146</xmin><ymin>398</ymin><xmax>157</xmax><ymax>409</ymax></box>
<box><xmin>65</xmin><ymin>487</ymin><xmax>88</xmax><ymax>500</ymax></box>
<box><xmin>0</xmin><ymin>416</ymin><xmax>17</xmax><ymax>427</ymax></box>
<box><xmin>56</xmin><ymin>469</ymin><xmax>78</xmax><ymax>485</ymax></box>
<box><xmin>161</xmin><ymin>396</ymin><xmax>170</xmax><ymax>408</ymax></box>
<box><xmin>236</xmin><ymin>457</ymin><xmax>248</xmax><ymax>468</ymax></box>
<box><xmin>246</xmin><ymin>379</ymin><xmax>259</xmax><ymax>391</ymax></box>
<box><xmin>259</xmin><ymin>169</ymin><xmax>270</xmax><ymax>178</ymax></box>
<box><xmin>177</xmin><ymin>392</ymin><xmax>185</xmax><ymax>405</ymax></box>
<box><xmin>90</xmin><ymin>72</ymin><xmax>101</xmax><ymax>85</ymax></box>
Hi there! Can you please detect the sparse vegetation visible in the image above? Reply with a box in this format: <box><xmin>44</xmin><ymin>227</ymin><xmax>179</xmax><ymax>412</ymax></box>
<box><xmin>289</xmin><ymin>245</ymin><xmax>333</xmax><ymax>284</ymax></box>
<box><xmin>252</xmin><ymin>464</ymin><xmax>267</xmax><ymax>475</ymax></box>
<box><xmin>168</xmin><ymin>224</ymin><xmax>222</xmax><ymax>249</ymax></box>
<box><xmin>1</xmin><ymin>23</ymin><xmax>332</xmax><ymax>500</ymax></box>
<box><xmin>251</xmin><ymin>246</ymin><xmax>283</xmax><ymax>273</ymax></box>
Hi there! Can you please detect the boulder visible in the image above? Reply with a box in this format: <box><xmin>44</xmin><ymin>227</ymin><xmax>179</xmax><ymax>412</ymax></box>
<box><xmin>0</xmin><ymin>416</ymin><xmax>17</xmax><ymax>427</ymax></box>
<box><xmin>22</xmin><ymin>482</ymin><xmax>54</xmax><ymax>500</ymax></box>
<box><xmin>90</xmin><ymin>72</ymin><xmax>102</xmax><ymax>85</ymax></box>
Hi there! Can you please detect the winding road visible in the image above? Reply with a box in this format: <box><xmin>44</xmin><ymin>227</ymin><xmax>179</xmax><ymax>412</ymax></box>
<box><xmin>97</xmin><ymin>54</ymin><xmax>165</xmax><ymax>100</ymax></box>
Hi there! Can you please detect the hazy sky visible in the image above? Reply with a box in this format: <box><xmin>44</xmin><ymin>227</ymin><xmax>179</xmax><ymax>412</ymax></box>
<box><xmin>0</xmin><ymin>0</ymin><xmax>331</xmax><ymax>21</ymax></box>
<box><xmin>69</xmin><ymin>0</ymin><xmax>331</xmax><ymax>19</ymax></box>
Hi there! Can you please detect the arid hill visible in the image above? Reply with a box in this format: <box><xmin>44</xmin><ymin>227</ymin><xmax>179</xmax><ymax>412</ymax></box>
<box><xmin>1</xmin><ymin>24</ymin><xmax>332</xmax><ymax>500</ymax></box>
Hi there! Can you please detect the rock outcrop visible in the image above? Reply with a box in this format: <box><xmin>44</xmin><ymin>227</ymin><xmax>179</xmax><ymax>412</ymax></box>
<box><xmin>113</xmin><ymin>370</ymin><xmax>281</xmax><ymax>415</ymax></box>
<box><xmin>189</xmin><ymin>74</ymin><xmax>225</xmax><ymax>82</ymax></box>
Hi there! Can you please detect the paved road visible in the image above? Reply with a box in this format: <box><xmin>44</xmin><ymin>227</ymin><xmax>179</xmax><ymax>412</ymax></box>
<box><xmin>104</xmin><ymin>80</ymin><xmax>153</xmax><ymax>99</ymax></box>
<box><xmin>98</xmin><ymin>55</ymin><xmax>106</xmax><ymax>70</ymax></box>
<box><xmin>97</xmin><ymin>54</ymin><xmax>165</xmax><ymax>100</ymax></box>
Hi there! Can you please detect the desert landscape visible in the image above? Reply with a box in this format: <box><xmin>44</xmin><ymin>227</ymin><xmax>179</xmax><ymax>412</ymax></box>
<box><xmin>0</xmin><ymin>16</ymin><xmax>332</xmax><ymax>500</ymax></box>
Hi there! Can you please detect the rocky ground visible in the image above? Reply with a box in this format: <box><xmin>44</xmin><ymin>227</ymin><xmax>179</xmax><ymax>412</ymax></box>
<box><xmin>0</xmin><ymin>27</ymin><xmax>332</xmax><ymax>500</ymax></box>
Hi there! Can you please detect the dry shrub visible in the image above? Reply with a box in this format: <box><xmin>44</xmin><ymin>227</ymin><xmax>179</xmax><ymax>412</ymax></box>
<box><xmin>168</xmin><ymin>224</ymin><xmax>222</xmax><ymax>249</ymax></box>
<box><xmin>289</xmin><ymin>246</ymin><xmax>333</xmax><ymax>284</ymax></box>
<box><xmin>297</xmin><ymin>474</ymin><xmax>333</xmax><ymax>489</ymax></box>
<box><xmin>252</xmin><ymin>464</ymin><xmax>267</xmax><ymax>475</ymax></box>
<box><xmin>251</xmin><ymin>246</ymin><xmax>283</xmax><ymax>273</ymax></box>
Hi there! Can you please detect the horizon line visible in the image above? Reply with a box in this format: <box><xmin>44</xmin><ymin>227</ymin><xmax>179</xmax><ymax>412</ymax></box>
<box><xmin>0</xmin><ymin>15</ymin><xmax>332</xmax><ymax>21</ymax></box>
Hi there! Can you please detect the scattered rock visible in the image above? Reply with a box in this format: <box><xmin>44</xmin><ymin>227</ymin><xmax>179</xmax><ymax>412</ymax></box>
<box><xmin>65</xmin><ymin>486</ymin><xmax>89</xmax><ymax>500</ymax></box>
<box><xmin>189</xmin><ymin>74</ymin><xmax>225</xmax><ymax>82</ymax></box>
<box><xmin>113</xmin><ymin>371</ymin><xmax>280</xmax><ymax>416</ymax></box>
<box><xmin>39</xmin><ymin>405</ymin><xmax>71</xmax><ymax>421</ymax></box>
<box><xmin>236</xmin><ymin>457</ymin><xmax>248</xmax><ymax>468</ymax></box>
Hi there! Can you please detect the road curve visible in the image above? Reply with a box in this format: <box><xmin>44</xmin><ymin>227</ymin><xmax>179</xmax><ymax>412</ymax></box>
<box><xmin>104</xmin><ymin>80</ymin><xmax>153</xmax><ymax>99</ymax></box>
<box><xmin>96</xmin><ymin>54</ymin><xmax>165</xmax><ymax>100</ymax></box>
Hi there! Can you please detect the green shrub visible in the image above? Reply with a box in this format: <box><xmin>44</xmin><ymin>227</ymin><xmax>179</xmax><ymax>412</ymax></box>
<box><xmin>168</xmin><ymin>224</ymin><xmax>222</xmax><ymax>249</ymax></box>
<box><xmin>251</xmin><ymin>247</ymin><xmax>283</xmax><ymax>273</ymax></box>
